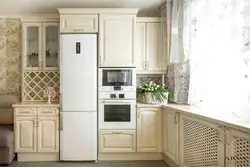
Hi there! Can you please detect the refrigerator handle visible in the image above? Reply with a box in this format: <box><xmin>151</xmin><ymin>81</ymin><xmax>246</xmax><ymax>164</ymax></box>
<box><xmin>59</xmin><ymin>113</ymin><xmax>63</xmax><ymax>131</ymax></box>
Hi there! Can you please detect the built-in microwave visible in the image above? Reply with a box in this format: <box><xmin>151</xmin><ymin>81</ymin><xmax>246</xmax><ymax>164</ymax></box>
<box><xmin>98</xmin><ymin>99</ymin><xmax>136</xmax><ymax>129</ymax></box>
<box><xmin>98</xmin><ymin>68</ymin><xmax>136</xmax><ymax>92</ymax></box>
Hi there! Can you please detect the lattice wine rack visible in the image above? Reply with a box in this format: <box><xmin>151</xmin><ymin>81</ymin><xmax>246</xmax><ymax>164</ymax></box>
<box><xmin>22</xmin><ymin>71</ymin><xmax>60</xmax><ymax>101</ymax></box>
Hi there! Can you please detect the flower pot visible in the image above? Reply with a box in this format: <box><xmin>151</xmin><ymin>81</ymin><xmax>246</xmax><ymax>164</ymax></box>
<box><xmin>141</xmin><ymin>92</ymin><xmax>158</xmax><ymax>104</ymax></box>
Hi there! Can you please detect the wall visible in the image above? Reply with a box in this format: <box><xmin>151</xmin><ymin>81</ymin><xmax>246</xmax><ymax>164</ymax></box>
<box><xmin>0</xmin><ymin>18</ymin><xmax>21</xmax><ymax>99</ymax></box>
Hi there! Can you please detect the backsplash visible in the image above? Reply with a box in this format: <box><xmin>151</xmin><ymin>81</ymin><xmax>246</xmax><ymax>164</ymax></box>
<box><xmin>136</xmin><ymin>75</ymin><xmax>163</xmax><ymax>86</ymax></box>
<box><xmin>0</xmin><ymin>18</ymin><xmax>21</xmax><ymax>99</ymax></box>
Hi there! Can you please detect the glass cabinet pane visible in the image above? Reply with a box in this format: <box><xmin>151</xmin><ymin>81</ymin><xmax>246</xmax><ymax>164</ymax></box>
<box><xmin>26</xmin><ymin>26</ymin><xmax>39</xmax><ymax>68</ymax></box>
<box><xmin>45</xmin><ymin>26</ymin><xmax>58</xmax><ymax>68</ymax></box>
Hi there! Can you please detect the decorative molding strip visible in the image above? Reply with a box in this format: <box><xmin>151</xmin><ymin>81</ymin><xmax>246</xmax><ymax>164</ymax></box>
<box><xmin>136</xmin><ymin>17</ymin><xmax>161</xmax><ymax>23</ymax></box>
<box><xmin>0</xmin><ymin>14</ymin><xmax>59</xmax><ymax>19</ymax></box>
<box><xmin>57</xmin><ymin>8</ymin><xmax>139</xmax><ymax>14</ymax></box>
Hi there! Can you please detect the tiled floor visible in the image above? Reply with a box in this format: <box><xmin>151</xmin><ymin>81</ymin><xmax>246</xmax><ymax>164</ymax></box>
<box><xmin>1</xmin><ymin>161</ymin><xmax>169</xmax><ymax>167</ymax></box>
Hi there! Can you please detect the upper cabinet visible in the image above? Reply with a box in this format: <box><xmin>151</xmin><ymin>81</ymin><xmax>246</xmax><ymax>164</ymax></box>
<box><xmin>22</xmin><ymin>21</ymin><xmax>59</xmax><ymax>71</ymax></box>
<box><xmin>60</xmin><ymin>14</ymin><xmax>98</xmax><ymax>33</ymax></box>
<box><xmin>99</xmin><ymin>14</ymin><xmax>136</xmax><ymax>67</ymax></box>
<box><xmin>135</xmin><ymin>18</ymin><xmax>166</xmax><ymax>74</ymax></box>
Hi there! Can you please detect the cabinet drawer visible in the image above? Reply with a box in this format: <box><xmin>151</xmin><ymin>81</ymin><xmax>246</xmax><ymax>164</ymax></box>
<box><xmin>37</xmin><ymin>108</ymin><xmax>58</xmax><ymax>116</ymax></box>
<box><xmin>99</xmin><ymin>130</ymin><xmax>136</xmax><ymax>153</ymax></box>
<box><xmin>15</xmin><ymin>108</ymin><xmax>36</xmax><ymax>116</ymax></box>
<box><xmin>60</xmin><ymin>14</ymin><xmax>98</xmax><ymax>33</ymax></box>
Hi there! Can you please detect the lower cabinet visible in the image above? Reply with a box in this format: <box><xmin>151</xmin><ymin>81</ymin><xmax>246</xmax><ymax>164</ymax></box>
<box><xmin>225</xmin><ymin>128</ymin><xmax>250</xmax><ymax>167</ymax></box>
<box><xmin>137</xmin><ymin>107</ymin><xmax>162</xmax><ymax>152</ymax></box>
<box><xmin>13</xmin><ymin>106</ymin><xmax>59</xmax><ymax>161</ymax></box>
<box><xmin>162</xmin><ymin>108</ymin><xmax>179</xmax><ymax>166</ymax></box>
<box><xmin>179</xmin><ymin>114</ymin><xmax>225</xmax><ymax>167</ymax></box>
<box><xmin>98</xmin><ymin>130</ymin><xmax>136</xmax><ymax>153</ymax></box>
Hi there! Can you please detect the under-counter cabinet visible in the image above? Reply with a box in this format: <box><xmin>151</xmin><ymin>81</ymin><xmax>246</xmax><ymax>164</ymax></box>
<box><xmin>135</xmin><ymin>18</ymin><xmax>165</xmax><ymax>74</ymax></box>
<box><xmin>162</xmin><ymin>108</ymin><xmax>179</xmax><ymax>166</ymax></box>
<box><xmin>13</xmin><ymin>103</ymin><xmax>59</xmax><ymax>161</ymax></box>
<box><xmin>137</xmin><ymin>107</ymin><xmax>162</xmax><ymax>152</ymax></box>
<box><xmin>225</xmin><ymin>128</ymin><xmax>250</xmax><ymax>167</ymax></box>
<box><xmin>99</xmin><ymin>14</ymin><xmax>137</xmax><ymax>67</ymax></box>
<box><xmin>22</xmin><ymin>22</ymin><xmax>59</xmax><ymax>71</ymax></box>
<box><xmin>179</xmin><ymin>114</ymin><xmax>225</xmax><ymax>167</ymax></box>
<box><xmin>98</xmin><ymin>130</ymin><xmax>136</xmax><ymax>153</ymax></box>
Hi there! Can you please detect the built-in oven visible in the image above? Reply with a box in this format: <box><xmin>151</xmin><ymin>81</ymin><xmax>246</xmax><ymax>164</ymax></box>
<box><xmin>98</xmin><ymin>68</ymin><xmax>136</xmax><ymax>92</ymax></box>
<box><xmin>98</xmin><ymin>99</ymin><xmax>136</xmax><ymax>129</ymax></box>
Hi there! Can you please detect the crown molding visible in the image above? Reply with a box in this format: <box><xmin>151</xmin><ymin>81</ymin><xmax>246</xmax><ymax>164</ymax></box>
<box><xmin>136</xmin><ymin>17</ymin><xmax>161</xmax><ymax>23</ymax></box>
<box><xmin>0</xmin><ymin>14</ymin><xmax>59</xmax><ymax>20</ymax></box>
<box><xmin>57</xmin><ymin>8</ymin><xmax>139</xmax><ymax>14</ymax></box>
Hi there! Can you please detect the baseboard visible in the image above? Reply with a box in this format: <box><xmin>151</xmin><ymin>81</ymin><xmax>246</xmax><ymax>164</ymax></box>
<box><xmin>163</xmin><ymin>154</ymin><xmax>179</xmax><ymax>167</ymax></box>
<box><xmin>98</xmin><ymin>153</ymin><xmax>163</xmax><ymax>160</ymax></box>
<box><xmin>17</xmin><ymin>153</ymin><xmax>59</xmax><ymax>161</ymax></box>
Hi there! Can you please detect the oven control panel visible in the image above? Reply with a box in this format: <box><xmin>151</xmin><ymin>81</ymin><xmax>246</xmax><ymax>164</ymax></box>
<box><xmin>110</xmin><ymin>94</ymin><xmax>125</xmax><ymax>99</ymax></box>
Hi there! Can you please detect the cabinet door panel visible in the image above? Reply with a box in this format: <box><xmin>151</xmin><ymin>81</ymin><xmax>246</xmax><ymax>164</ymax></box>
<box><xmin>43</xmin><ymin>23</ymin><xmax>59</xmax><ymax>71</ymax></box>
<box><xmin>137</xmin><ymin>108</ymin><xmax>161</xmax><ymax>152</ymax></box>
<box><xmin>162</xmin><ymin>109</ymin><xmax>179</xmax><ymax>165</ymax></box>
<box><xmin>179</xmin><ymin>114</ymin><xmax>224</xmax><ymax>167</ymax></box>
<box><xmin>22</xmin><ymin>23</ymin><xmax>42</xmax><ymax>71</ymax></box>
<box><xmin>146</xmin><ymin>23</ymin><xmax>163</xmax><ymax>72</ymax></box>
<box><xmin>15</xmin><ymin>116</ymin><xmax>36</xmax><ymax>152</ymax></box>
<box><xmin>135</xmin><ymin>23</ymin><xmax>146</xmax><ymax>72</ymax></box>
<box><xmin>226</xmin><ymin>129</ymin><xmax>250</xmax><ymax>167</ymax></box>
<box><xmin>99</xmin><ymin>14</ymin><xmax>135</xmax><ymax>67</ymax></box>
<box><xmin>99</xmin><ymin>130</ymin><xmax>136</xmax><ymax>153</ymax></box>
<box><xmin>60</xmin><ymin>14</ymin><xmax>98</xmax><ymax>33</ymax></box>
<box><xmin>37</xmin><ymin>116</ymin><xmax>59</xmax><ymax>152</ymax></box>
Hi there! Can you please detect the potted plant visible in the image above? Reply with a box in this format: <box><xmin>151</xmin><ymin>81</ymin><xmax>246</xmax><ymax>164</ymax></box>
<box><xmin>137</xmin><ymin>81</ymin><xmax>167</xmax><ymax>104</ymax></box>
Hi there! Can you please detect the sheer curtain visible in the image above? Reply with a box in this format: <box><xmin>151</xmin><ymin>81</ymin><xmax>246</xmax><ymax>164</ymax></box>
<box><xmin>186</xmin><ymin>0</ymin><xmax>250</xmax><ymax>115</ymax></box>
<box><xmin>168</xmin><ymin>0</ymin><xmax>250</xmax><ymax>115</ymax></box>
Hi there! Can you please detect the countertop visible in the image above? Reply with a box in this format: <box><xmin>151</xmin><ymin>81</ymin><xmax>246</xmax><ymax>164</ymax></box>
<box><xmin>12</xmin><ymin>102</ymin><xmax>59</xmax><ymax>107</ymax></box>
<box><xmin>137</xmin><ymin>102</ymin><xmax>250</xmax><ymax>133</ymax></box>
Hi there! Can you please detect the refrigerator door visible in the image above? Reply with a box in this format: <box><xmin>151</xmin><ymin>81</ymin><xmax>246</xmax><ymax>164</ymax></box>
<box><xmin>60</xmin><ymin>111</ymin><xmax>97</xmax><ymax>161</ymax></box>
<box><xmin>60</xmin><ymin>34</ymin><xmax>97</xmax><ymax>111</ymax></box>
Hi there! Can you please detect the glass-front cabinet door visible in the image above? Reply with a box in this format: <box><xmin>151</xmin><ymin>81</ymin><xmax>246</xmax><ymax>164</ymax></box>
<box><xmin>43</xmin><ymin>23</ymin><xmax>59</xmax><ymax>70</ymax></box>
<box><xmin>23</xmin><ymin>23</ymin><xmax>42</xmax><ymax>70</ymax></box>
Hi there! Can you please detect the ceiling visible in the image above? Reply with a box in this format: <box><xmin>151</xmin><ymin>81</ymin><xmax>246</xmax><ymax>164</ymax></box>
<box><xmin>0</xmin><ymin>0</ymin><xmax>165</xmax><ymax>17</ymax></box>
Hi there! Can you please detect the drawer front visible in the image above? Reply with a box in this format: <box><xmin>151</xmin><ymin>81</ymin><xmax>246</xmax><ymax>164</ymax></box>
<box><xmin>37</xmin><ymin>108</ymin><xmax>59</xmax><ymax>116</ymax></box>
<box><xmin>99</xmin><ymin>130</ymin><xmax>136</xmax><ymax>153</ymax></box>
<box><xmin>60</xmin><ymin>14</ymin><xmax>98</xmax><ymax>33</ymax></box>
<box><xmin>15</xmin><ymin>108</ymin><xmax>36</xmax><ymax>116</ymax></box>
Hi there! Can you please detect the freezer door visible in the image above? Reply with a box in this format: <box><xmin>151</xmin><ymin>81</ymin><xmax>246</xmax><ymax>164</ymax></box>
<box><xmin>60</xmin><ymin>34</ymin><xmax>97</xmax><ymax>111</ymax></box>
<box><xmin>60</xmin><ymin>111</ymin><xmax>97</xmax><ymax>161</ymax></box>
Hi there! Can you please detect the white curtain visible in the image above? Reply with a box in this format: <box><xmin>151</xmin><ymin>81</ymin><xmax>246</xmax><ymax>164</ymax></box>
<box><xmin>185</xmin><ymin>0</ymin><xmax>250</xmax><ymax>116</ymax></box>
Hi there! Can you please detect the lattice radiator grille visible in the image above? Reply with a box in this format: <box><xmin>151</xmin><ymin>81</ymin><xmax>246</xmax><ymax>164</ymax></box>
<box><xmin>22</xmin><ymin>71</ymin><xmax>59</xmax><ymax>101</ymax></box>
<box><xmin>183</xmin><ymin>119</ymin><xmax>219</xmax><ymax>166</ymax></box>
<box><xmin>233</xmin><ymin>137</ymin><xmax>250</xmax><ymax>166</ymax></box>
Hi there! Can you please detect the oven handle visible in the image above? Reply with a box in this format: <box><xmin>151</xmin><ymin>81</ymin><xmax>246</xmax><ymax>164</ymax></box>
<box><xmin>100</xmin><ymin>100</ymin><xmax>135</xmax><ymax>104</ymax></box>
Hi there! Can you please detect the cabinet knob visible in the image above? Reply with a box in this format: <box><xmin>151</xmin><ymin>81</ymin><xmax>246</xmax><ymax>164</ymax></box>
<box><xmin>73</xmin><ymin>29</ymin><xmax>84</xmax><ymax>32</ymax></box>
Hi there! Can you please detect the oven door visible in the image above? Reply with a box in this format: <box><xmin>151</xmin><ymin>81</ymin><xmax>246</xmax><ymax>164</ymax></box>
<box><xmin>99</xmin><ymin>100</ymin><xmax>136</xmax><ymax>129</ymax></box>
<box><xmin>98</xmin><ymin>68</ymin><xmax>136</xmax><ymax>87</ymax></box>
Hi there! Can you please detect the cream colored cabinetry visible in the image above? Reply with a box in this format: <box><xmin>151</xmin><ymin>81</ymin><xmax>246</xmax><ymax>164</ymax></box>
<box><xmin>135</xmin><ymin>18</ymin><xmax>165</xmax><ymax>74</ymax></box>
<box><xmin>162</xmin><ymin>108</ymin><xmax>179</xmax><ymax>166</ymax></box>
<box><xmin>13</xmin><ymin>104</ymin><xmax>59</xmax><ymax>161</ymax></box>
<box><xmin>59</xmin><ymin>14</ymin><xmax>98</xmax><ymax>33</ymax></box>
<box><xmin>98</xmin><ymin>130</ymin><xmax>136</xmax><ymax>153</ymax></box>
<box><xmin>137</xmin><ymin>107</ymin><xmax>162</xmax><ymax>152</ymax></box>
<box><xmin>225</xmin><ymin>128</ymin><xmax>250</xmax><ymax>166</ymax></box>
<box><xmin>99</xmin><ymin>14</ymin><xmax>136</xmax><ymax>67</ymax></box>
<box><xmin>179</xmin><ymin>114</ymin><xmax>225</xmax><ymax>167</ymax></box>
<box><xmin>22</xmin><ymin>21</ymin><xmax>59</xmax><ymax>71</ymax></box>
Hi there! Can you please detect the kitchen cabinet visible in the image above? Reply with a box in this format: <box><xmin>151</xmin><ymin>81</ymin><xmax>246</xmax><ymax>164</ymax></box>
<box><xmin>22</xmin><ymin>22</ymin><xmax>59</xmax><ymax>71</ymax></box>
<box><xmin>98</xmin><ymin>130</ymin><xmax>136</xmax><ymax>153</ymax></box>
<box><xmin>162</xmin><ymin>108</ymin><xmax>179</xmax><ymax>166</ymax></box>
<box><xmin>179</xmin><ymin>114</ymin><xmax>225</xmax><ymax>167</ymax></box>
<box><xmin>59</xmin><ymin>14</ymin><xmax>98</xmax><ymax>33</ymax></box>
<box><xmin>13</xmin><ymin>104</ymin><xmax>59</xmax><ymax>161</ymax></box>
<box><xmin>225</xmin><ymin>127</ymin><xmax>250</xmax><ymax>167</ymax></box>
<box><xmin>99</xmin><ymin>14</ymin><xmax>136</xmax><ymax>67</ymax></box>
<box><xmin>135</xmin><ymin>18</ymin><xmax>165</xmax><ymax>74</ymax></box>
<box><xmin>137</xmin><ymin>107</ymin><xmax>162</xmax><ymax>152</ymax></box>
